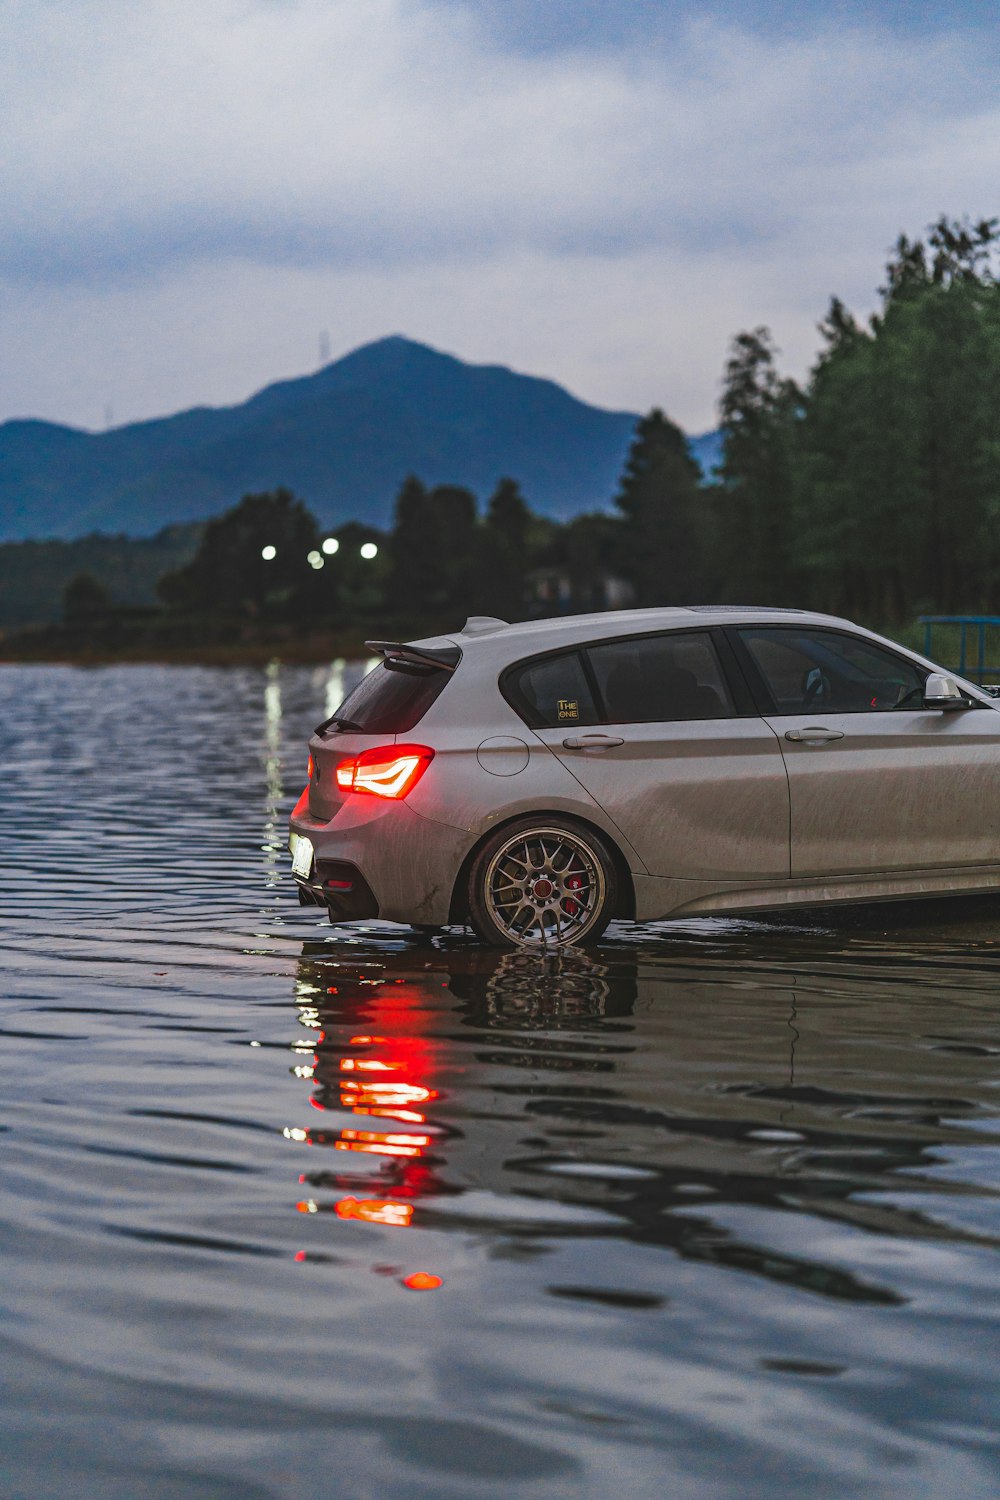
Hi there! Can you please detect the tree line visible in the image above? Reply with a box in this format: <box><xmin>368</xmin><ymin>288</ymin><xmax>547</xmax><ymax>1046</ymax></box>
<box><xmin>56</xmin><ymin>215</ymin><xmax>1000</xmax><ymax>648</ymax></box>
<box><xmin>716</xmin><ymin>215</ymin><xmax>1000</xmax><ymax>621</ymax></box>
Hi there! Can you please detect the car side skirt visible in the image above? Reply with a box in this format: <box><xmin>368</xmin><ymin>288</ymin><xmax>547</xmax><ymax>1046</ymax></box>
<box><xmin>634</xmin><ymin>864</ymin><xmax>1000</xmax><ymax>921</ymax></box>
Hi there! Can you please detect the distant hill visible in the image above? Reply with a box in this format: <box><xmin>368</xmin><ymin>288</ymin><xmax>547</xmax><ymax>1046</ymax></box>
<box><xmin>0</xmin><ymin>336</ymin><xmax>721</xmax><ymax>542</ymax></box>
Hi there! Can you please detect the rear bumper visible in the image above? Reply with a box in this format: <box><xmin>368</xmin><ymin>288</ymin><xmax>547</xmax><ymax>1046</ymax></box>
<box><xmin>294</xmin><ymin>859</ymin><xmax>380</xmax><ymax>921</ymax></box>
<box><xmin>289</xmin><ymin>795</ymin><xmax>474</xmax><ymax>927</ymax></box>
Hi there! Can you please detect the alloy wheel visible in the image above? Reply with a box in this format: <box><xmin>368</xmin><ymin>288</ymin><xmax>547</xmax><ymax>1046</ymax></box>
<box><xmin>482</xmin><ymin>826</ymin><xmax>607</xmax><ymax>945</ymax></box>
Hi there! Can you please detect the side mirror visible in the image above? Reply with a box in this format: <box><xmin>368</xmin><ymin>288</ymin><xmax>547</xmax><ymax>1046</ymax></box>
<box><xmin>924</xmin><ymin>673</ymin><xmax>967</xmax><ymax>710</ymax></box>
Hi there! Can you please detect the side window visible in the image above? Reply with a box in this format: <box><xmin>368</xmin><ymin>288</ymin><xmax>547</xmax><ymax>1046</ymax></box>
<box><xmin>737</xmin><ymin>628</ymin><xmax>925</xmax><ymax>713</ymax></box>
<box><xmin>509</xmin><ymin>651</ymin><xmax>599</xmax><ymax>729</ymax></box>
<box><xmin>586</xmin><ymin>632</ymin><xmax>734</xmax><ymax>724</ymax></box>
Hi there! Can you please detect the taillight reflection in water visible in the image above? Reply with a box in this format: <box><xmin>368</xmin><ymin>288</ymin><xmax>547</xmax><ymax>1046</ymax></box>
<box><xmin>284</xmin><ymin>945</ymin><xmax>626</xmax><ymax>1258</ymax></box>
<box><xmin>288</xmin><ymin>968</ymin><xmax>447</xmax><ymax>1232</ymax></box>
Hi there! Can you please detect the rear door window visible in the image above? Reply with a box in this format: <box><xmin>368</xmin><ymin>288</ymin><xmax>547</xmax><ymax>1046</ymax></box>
<box><xmin>586</xmin><ymin>632</ymin><xmax>734</xmax><ymax>723</ymax></box>
<box><xmin>507</xmin><ymin>652</ymin><xmax>599</xmax><ymax>728</ymax></box>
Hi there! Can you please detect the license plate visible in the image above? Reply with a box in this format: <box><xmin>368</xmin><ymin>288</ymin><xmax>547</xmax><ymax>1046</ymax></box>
<box><xmin>290</xmin><ymin>834</ymin><xmax>314</xmax><ymax>878</ymax></box>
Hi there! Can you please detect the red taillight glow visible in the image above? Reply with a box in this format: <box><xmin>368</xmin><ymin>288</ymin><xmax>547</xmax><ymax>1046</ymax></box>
<box><xmin>335</xmin><ymin>1197</ymin><xmax>413</xmax><ymax>1228</ymax></box>
<box><xmin>335</xmin><ymin>744</ymin><xmax>434</xmax><ymax>799</ymax></box>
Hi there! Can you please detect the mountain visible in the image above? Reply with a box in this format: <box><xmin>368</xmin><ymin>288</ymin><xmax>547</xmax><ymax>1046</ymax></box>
<box><xmin>687</xmin><ymin>427</ymin><xmax>723</xmax><ymax>478</ymax></box>
<box><xmin>0</xmin><ymin>337</ymin><xmax>720</xmax><ymax>541</ymax></box>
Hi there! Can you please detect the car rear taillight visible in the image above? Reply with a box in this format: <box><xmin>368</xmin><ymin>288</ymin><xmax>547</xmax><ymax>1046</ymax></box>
<box><xmin>335</xmin><ymin>744</ymin><xmax>435</xmax><ymax>800</ymax></box>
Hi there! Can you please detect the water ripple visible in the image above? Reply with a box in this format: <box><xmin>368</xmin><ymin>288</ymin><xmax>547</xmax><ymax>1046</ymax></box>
<box><xmin>2</xmin><ymin>664</ymin><xmax>1000</xmax><ymax>1499</ymax></box>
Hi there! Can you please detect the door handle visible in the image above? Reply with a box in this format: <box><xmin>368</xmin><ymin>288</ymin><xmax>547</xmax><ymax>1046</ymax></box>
<box><xmin>784</xmin><ymin>727</ymin><xmax>845</xmax><ymax>744</ymax></box>
<box><xmin>562</xmin><ymin>734</ymin><xmax>625</xmax><ymax>749</ymax></box>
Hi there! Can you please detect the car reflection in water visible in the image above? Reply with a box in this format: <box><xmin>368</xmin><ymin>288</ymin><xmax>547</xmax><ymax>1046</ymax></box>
<box><xmin>286</xmin><ymin>921</ymin><xmax>1000</xmax><ymax>1308</ymax></box>
<box><xmin>288</xmin><ymin>945</ymin><xmax>625</xmax><ymax>1241</ymax></box>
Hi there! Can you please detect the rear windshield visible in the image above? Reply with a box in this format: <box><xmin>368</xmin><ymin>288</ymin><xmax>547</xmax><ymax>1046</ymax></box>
<box><xmin>329</xmin><ymin>661</ymin><xmax>452</xmax><ymax>735</ymax></box>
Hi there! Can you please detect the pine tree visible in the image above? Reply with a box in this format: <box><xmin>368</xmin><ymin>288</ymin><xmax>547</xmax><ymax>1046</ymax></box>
<box><xmin>157</xmin><ymin>488</ymin><xmax>321</xmax><ymax>619</ymax></box>
<box><xmin>480</xmin><ymin>478</ymin><xmax>533</xmax><ymax>619</ymax></box>
<box><xmin>387</xmin><ymin>475</ymin><xmax>436</xmax><ymax>615</ymax></box>
<box><xmin>63</xmin><ymin>572</ymin><xmax>111</xmax><ymax>623</ymax></box>
<box><xmin>387</xmin><ymin>477</ymin><xmax>480</xmax><ymax>622</ymax></box>
<box><xmin>719</xmin><ymin>329</ymin><xmax>800</xmax><ymax>604</ymax></box>
<box><xmin>795</xmin><ymin>217</ymin><xmax>1000</xmax><ymax>618</ymax></box>
<box><xmin>613</xmin><ymin>409</ymin><xmax>706</xmax><ymax>606</ymax></box>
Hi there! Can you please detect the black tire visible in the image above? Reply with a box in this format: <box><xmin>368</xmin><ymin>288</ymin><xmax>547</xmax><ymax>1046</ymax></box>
<box><xmin>467</xmin><ymin>816</ymin><xmax>619</xmax><ymax>948</ymax></box>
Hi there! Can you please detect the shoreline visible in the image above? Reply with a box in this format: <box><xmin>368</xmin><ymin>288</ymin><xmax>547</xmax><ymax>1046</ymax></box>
<box><xmin>0</xmin><ymin>630</ymin><xmax>376</xmax><ymax>667</ymax></box>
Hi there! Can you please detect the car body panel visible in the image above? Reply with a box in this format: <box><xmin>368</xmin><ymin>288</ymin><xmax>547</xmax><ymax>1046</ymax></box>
<box><xmin>307</xmin><ymin>729</ymin><xmax>392</xmax><ymax>822</ymax></box>
<box><xmin>403</xmin><ymin>722</ymin><xmax>649</xmax><ymax>867</ymax></box>
<box><xmin>290</xmin><ymin>795</ymin><xmax>473</xmax><ymax>925</ymax></box>
<box><xmin>532</xmin><ymin>717</ymin><xmax>790</xmax><ymax>880</ymax></box>
<box><xmin>765</xmin><ymin>705</ymin><xmax>1000</xmax><ymax>876</ymax></box>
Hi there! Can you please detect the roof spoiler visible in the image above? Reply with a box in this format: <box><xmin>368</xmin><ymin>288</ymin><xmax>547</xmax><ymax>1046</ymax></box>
<box><xmin>365</xmin><ymin>640</ymin><xmax>460</xmax><ymax>672</ymax></box>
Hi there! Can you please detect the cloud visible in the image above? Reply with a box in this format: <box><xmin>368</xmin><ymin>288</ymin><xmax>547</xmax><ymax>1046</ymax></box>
<box><xmin>4</xmin><ymin>0</ymin><xmax>997</xmax><ymax>283</ymax></box>
<box><xmin>1</xmin><ymin>0</ymin><xmax>998</xmax><ymax>428</ymax></box>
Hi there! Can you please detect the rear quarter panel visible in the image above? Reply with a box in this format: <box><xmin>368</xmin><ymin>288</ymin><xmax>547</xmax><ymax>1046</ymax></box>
<box><xmin>405</xmin><ymin>662</ymin><xmax>650</xmax><ymax>873</ymax></box>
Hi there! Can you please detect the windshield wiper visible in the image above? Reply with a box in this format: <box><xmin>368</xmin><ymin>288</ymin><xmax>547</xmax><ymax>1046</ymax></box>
<box><xmin>314</xmin><ymin>714</ymin><xmax>364</xmax><ymax>736</ymax></box>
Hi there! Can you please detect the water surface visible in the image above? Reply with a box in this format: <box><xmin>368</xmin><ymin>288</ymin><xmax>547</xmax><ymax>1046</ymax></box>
<box><xmin>2</xmin><ymin>663</ymin><xmax>999</xmax><ymax>1498</ymax></box>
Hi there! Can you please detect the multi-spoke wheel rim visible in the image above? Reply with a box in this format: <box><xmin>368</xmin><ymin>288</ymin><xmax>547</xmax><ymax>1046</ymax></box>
<box><xmin>483</xmin><ymin>827</ymin><xmax>606</xmax><ymax>946</ymax></box>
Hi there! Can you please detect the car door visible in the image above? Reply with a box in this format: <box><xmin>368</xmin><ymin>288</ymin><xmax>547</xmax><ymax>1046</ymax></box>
<box><xmin>731</xmin><ymin>624</ymin><xmax>1000</xmax><ymax>878</ymax></box>
<box><xmin>512</xmin><ymin>630</ymin><xmax>790</xmax><ymax>881</ymax></box>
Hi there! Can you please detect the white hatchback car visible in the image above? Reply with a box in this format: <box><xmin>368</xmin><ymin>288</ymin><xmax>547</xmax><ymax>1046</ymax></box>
<box><xmin>289</xmin><ymin>607</ymin><xmax>1000</xmax><ymax>946</ymax></box>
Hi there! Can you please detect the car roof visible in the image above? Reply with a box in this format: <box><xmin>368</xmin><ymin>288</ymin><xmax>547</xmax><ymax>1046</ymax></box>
<box><xmin>415</xmin><ymin>606</ymin><xmax>866</xmax><ymax>662</ymax></box>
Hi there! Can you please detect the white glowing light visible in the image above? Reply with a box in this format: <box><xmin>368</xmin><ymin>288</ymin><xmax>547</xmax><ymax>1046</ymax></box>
<box><xmin>321</xmin><ymin>537</ymin><xmax>339</xmax><ymax>555</ymax></box>
<box><xmin>261</xmin><ymin>545</ymin><xmax>277</xmax><ymax>561</ymax></box>
<box><xmin>360</xmin><ymin>542</ymin><xmax>378</xmax><ymax>560</ymax></box>
<box><xmin>307</xmin><ymin>550</ymin><xmax>324</xmax><ymax>570</ymax></box>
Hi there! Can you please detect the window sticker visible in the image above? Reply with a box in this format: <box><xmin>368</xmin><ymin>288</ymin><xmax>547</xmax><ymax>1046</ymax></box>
<box><xmin>557</xmin><ymin>698</ymin><xmax>580</xmax><ymax>720</ymax></box>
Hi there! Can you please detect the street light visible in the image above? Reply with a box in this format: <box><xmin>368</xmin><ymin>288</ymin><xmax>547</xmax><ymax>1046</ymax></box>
<box><xmin>321</xmin><ymin>537</ymin><xmax>340</xmax><ymax>555</ymax></box>
<box><xmin>307</xmin><ymin>550</ymin><xmax>324</xmax><ymax>570</ymax></box>
<box><xmin>261</xmin><ymin>545</ymin><xmax>277</xmax><ymax>561</ymax></box>
<box><xmin>360</xmin><ymin>542</ymin><xmax>378</xmax><ymax>560</ymax></box>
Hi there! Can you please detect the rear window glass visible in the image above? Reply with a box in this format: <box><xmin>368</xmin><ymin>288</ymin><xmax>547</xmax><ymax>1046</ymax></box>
<box><xmin>586</xmin><ymin>632</ymin><xmax>734</xmax><ymax>723</ymax></box>
<box><xmin>330</xmin><ymin>661</ymin><xmax>452</xmax><ymax>734</ymax></box>
<box><xmin>508</xmin><ymin>652</ymin><xmax>599</xmax><ymax>728</ymax></box>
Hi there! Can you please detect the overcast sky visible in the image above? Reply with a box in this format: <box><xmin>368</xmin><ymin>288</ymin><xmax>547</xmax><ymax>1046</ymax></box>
<box><xmin>3</xmin><ymin>0</ymin><xmax>998</xmax><ymax>433</ymax></box>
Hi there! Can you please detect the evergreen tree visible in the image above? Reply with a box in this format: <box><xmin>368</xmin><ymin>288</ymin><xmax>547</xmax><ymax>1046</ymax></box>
<box><xmin>562</xmin><ymin>513</ymin><xmax>623</xmax><ymax>611</ymax></box>
<box><xmin>480</xmin><ymin>478</ymin><xmax>533</xmax><ymax>619</ymax></box>
<box><xmin>613</xmin><ymin>409</ymin><xmax>706</xmax><ymax>606</ymax></box>
<box><xmin>157</xmin><ymin>488</ymin><xmax>321</xmax><ymax>619</ymax></box>
<box><xmin>485</xmin><ymin>477</ymin><xmax>531</xmax><ymax>552</ymax></box>
<box><xmin>386</xmin><ymin>476</ymin><xmax>480</xmax><ymax>623</ymax></box>
<box><xmin>332</xmin><ymin>520</ymin><xmax>388</xmax><ymax>620</ymax></box>
<box><xmin>719</xmin><ymin>329</ymin><xmax>800</xmax><ymax>603</ymax></box>
<box><xmin>387</xmin><ymin>475</ymin><xmax>435</xmax><ymax>616</ymax></box>
<box><xmin>62</xmin><ymin>572</ymin><xmax>111</xmax><ymax>624</ymax></box>
<box><xmin>795</xmin><ymin>217</ymin><xmax>1000</xmax><ymax>617</ymax></box>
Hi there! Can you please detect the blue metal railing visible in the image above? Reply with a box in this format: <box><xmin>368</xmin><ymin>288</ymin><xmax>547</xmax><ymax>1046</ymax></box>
<box><xmin>919</xmin><ymin>615</ymin><xmax>1000</xmax><ymax>683</ymax></box>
